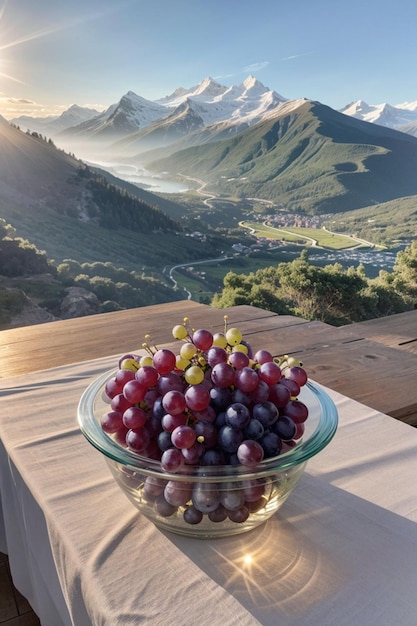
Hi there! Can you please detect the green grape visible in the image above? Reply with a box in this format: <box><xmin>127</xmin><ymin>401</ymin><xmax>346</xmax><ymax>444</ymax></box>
<box><xmin>180</xmin><ymin>343</ymin><xmax>198</xmax><ymax>360</ymax></box>
<box><xmin>176</xmin><ymin>355</ymin><xmax>190</xmax><ymax>371</ymax></box>
<box><xmin>232</xmin><ymin>343</ymin><xmax>248</xmax><ymax>354</ymax></box>
<box><xmin>172</xmin><ymin>324</ymin><xmax>188</xmax><ymax>340</ymax></box>
<box><xmin>120</xmin><ymin>358</ymin><xmax>140</xmax><ymax>372</ymax></box>
<box><xmin>139</xmin><ymin>355</ymin><xmax>153</xmax><ymax>367</ymax></box>
<box><xmin>212</xmin><ymin>332</ymin><xmax>228</xmax><ymax>348</ymax></box>
<box><xmin>226</xmin><ymin>327</ymin><xmax>243</xmax><ymax>346</ymax></box>
<box><xmin>184</xmin><ymin>365</ymin><xmax>204</xmax><ymax>385</ymax></box>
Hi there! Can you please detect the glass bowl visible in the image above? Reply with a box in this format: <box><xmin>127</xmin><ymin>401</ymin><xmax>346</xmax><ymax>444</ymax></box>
<box><xmin>78</xmin><ymin>369</ymin><xmax>338</xmax><ymax>538</ymax></box>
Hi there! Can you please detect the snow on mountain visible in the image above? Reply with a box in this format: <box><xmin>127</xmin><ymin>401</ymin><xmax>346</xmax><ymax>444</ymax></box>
<box><xmin>341</xmin><ymin>99</ymin><xmax>417</xmax><ymax>137</ymax></box>
<box><xmin>58</xmin><ymin>91</ymin><xmax>167</xmax><ymax>141</ymax></box>
<box><xmin>157</xmin><ymin>75</ymin><xmax>287</xmax><ymax>126</ymax></box>
<box><xmin>104</xmin><ymin>91</ymin><xmax>167</xmax><ymax>132</ymax></box>
<box><xmin>395</xmin><ymin>100</ymin><xmax>417</xmax><ymax>112</ymax></box>
<box><xmin>11</xmin><ymin>105</ymin><xmax>100</xmax><ymax>134</ymax></box>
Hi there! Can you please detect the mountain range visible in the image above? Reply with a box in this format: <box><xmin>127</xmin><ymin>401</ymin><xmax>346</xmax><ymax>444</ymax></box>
<box><xmin>6</xmin><ymin>75</ymin><xmax>417</xmax><ymax>234</ymax></box>
<box><xmin>11</xmin><ymin>76</ymin><xmax>417</xmax><ymax>148</ymax></box>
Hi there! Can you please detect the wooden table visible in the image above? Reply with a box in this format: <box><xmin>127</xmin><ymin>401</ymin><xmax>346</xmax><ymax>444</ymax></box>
<box><xmin>2</xmin><ymin>303</ymin><xmax>417</xmax><ymax>625</ymax></box>
<box><xmin>2</xmin><ymin>302</ymin><xmax>417</xmax><ymax>424</ymax></box>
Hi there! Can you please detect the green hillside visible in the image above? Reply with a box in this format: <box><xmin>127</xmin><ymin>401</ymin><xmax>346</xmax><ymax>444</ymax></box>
<box><xmin>148</xmin><ymin>100</ymin><xmax>417</xmax><ymax>214</ymax></box>
<box><xmin>0</xmin><ymin>121</ymin><xmax>228</xmax><ymax>269</ymax></box>
<box><xmin>325</xmin><ymin>195</ymin><xmax>417</xmax><ymax>244</ymax></box>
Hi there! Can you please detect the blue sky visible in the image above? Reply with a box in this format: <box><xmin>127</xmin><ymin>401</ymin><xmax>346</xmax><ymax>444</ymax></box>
<box><xmin>0</xmin><ymin>0</ymin><xmax>416</xmax><ymax>119</ymax></box>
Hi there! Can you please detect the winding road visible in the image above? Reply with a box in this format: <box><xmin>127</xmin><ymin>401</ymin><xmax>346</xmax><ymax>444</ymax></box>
<box><xmin>168</xmin><ymin>175</ymin><xmax>377</xmax><ymax>298</ymax></box>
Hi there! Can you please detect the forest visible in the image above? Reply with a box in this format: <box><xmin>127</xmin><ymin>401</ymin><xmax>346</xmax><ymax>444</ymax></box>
<box><xmin>1</xmin><ymin>217</ymin><xmax>416</xmax><ymax>329</ymax></box>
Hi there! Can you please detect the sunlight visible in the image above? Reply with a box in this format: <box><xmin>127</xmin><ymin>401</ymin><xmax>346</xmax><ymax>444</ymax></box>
<box><xmin>0</xmin><ymin>0</ymin><xmax>134</xmax><ymax>86</ymax></box>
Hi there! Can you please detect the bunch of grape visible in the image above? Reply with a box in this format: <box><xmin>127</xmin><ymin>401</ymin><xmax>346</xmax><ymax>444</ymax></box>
<box><xmin>100</xmin><ymin>317</ymin><xmax>309</xmax><ymax>525</ymax></box>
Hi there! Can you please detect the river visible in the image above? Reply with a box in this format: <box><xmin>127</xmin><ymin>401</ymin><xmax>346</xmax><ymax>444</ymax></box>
<box><xmin>89</xmin><ymin>160</ymin><xmax>189</xmax><ymax>194</ymax></box>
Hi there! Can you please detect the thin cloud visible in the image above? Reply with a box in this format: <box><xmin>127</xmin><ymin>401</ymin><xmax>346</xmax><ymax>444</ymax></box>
<box><xmin>243</xmin><ymin>61</ymin><xmax>270</xmax><ymax>73</ymax></box>
<box><xmin>214</xmin><ymin>61</ymin><xmax>270</xmax><ymax>81</ymax></box>
<box><xmin>281</xmin><ymin>52</ymin><xmax>314</xmax><ymax>61</ymax></box>
<box><xmin>7</xmin><ymin>97</ymin><xmax>34</xmax><ymax>104</ymax></box>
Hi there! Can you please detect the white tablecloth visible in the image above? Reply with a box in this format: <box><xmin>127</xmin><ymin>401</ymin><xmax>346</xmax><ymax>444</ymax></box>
<box><xmin>1</xmin><ymin>355</ymin><xmax>417</xmax><ymax>626</ymax></box>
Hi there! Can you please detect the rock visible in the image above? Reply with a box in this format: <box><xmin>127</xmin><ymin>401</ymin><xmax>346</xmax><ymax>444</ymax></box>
<box><xmin>60</xmin><ymin>287</ymin><xmax>101</xmax><ymax>319</ymax></box>
<box><xmin>8</xmin><ymin>291</ymin><xmax>55</xmax><ymax>328</ymax></box>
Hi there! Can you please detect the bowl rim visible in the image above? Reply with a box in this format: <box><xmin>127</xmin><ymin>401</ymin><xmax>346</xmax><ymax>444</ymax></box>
<box><xmin>78</xmin><ymin>368</ymin><xmax>338</xmax><ymax>481</ymax></box>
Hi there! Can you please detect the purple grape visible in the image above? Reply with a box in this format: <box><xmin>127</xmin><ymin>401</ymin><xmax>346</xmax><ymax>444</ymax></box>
<box><xmin>280</xmin><ymin>378</ymin><xmax>301</xmax><ymax>397</ymax></box>
<box><xmin>242</xmin><ymin>478</ymin><xmax>266</xmax><ymax>502</ymax></box>
<box><xmin>183</xmin><ymin>505</ymin><xmax>204</xmax><ymax>525</ymax></box>
<box><xmin>162</xmin><ymin>390</ymin><xmax>187</xmax><ymax>415</ymax></box>
<box><xmin>192</xmin><ymin>328</ymin><xmax>213</xmax><ymax>351</ymax></box>
<box><xmin>135</xmin><ymin>365</ymin><xmax>159</xmax><ymax>388</ymax></box>
<box><xmin>192</xmin><ymin>482</ymin><xmax>220</xmax><ymax>513</ymax></box>
<box><xmin>101</xmin><ymin>410</ymin><xmax>123</xmax><ymax>434</ymax></box>
<box><xmin>225</xmin><ymin>402</ymin><xmax>251</xmax><ymax>429</ymax></box>
<box><xmin>251</xmin><ymin>380</ymin><xmax>270</xmax><ymax>403</ymax></box>
<box><xmin>161</xmin><ymin>448</ymin><xmax>184</xmax><ymax>472</ymax></box>
<box><xmin>194</xmin><ymin>420</ymin><xmax>218</xmax><ymax>448</ymax></box>
<box><xmin>201</xmin><ymin>448</ymin><xmax>226</xmax><ymax>466</ymax></box>
<box><xmin>211</xmin><ymin>362</ymin><xmax>235</xmax><ymax>388</ymax></box>
<box><xmin>157</xmin><ymin>430</ymin><xmax>172</xmax><ymax>452</ymax></box>
<box><xmin>171</xmin><ymin>425</ymin><xmax>196</xmax><ymax>449</ymax></box>
<box><xmin>192</xmin><ymin>405</ymin><xmax>216</xmax><ymax>423</ymax></box>
<box><xmin>157</xmin><ymin>372</ymin><xmax>184</xmax><ymax>395</ymax></box>
<box><xmin>285</xmin><ymin>366</ymin><xmax>308</xmax><ymax>387</ymax></box>
<box><xmin>253</xmin><ymin>349</ymin><xmax>273</xmax><ymax>364</ymax></box>
<box><xmin>282</xmin><ymin>399</ymin><xmax>309</xmax><ymax>424</ymax></box>
<box><xmin>184</xmin><ymin>384</ymin><xmax>211</xmax><ymax>411</ymax></box>
<box><xmin>164</xmin><ymin>480</ymin><xmax>193</xmax><ymax>506</ymax></box>
<box><xmin>268</xmin><ymin>382</ymin><xmax>291</xmax><ymax>408</ymax></box>
<box><xmin>236</xmin><ymin>440</ymin><xmax>264</xmax><ymax>466</ymax></box>
<box><xmin>122</xmin><ymin>406</ymin><xmax>147</xmax><ymax>429</ymax></box>
<box><xmin>259</xmin><ymin>361</ymin><xmax>282</xmax><ymax>385</ymax></box>
<box><xmin>252</xmin><ymin>401</ymin><xmax>279</xmax><ymax>426</ymax></box>
<box><xmin>273</xmin><ymin>415</ymin><xmax>297</xmax><ymax>440</ymax></box>
<box><xmin>153</xmin><ymin>349</ymin><xmax>176</xmax><ymax>374</ymax></box>
<box><xmin>210</xmin><ymin>386</ymin><xmax>233</xmax><ymax>411</ymax></box>
<box><xmin>214</xmin><ymin>411</ymin><xmax>227</xmax><ymax>428</ymax></box>
<box><xmin>227</xmin><ymin>505</ymin><xmax>250</xmax><ymax>523</ymax></box>
<box><xmin>155</xmin><ymin>494</ymin><xmax>178</xmax><ymax>517</ymax></box>
<box><xmin>126</xmin><ymin>427</ymin><xmax>151</xmax><ymax>452</ymax></box>
<box><xmin>161</xmin><ymin>412</ymin><xmax>188</xmax><ymax>432</ymax></box>
<box><xmin>144</xmin><ymin>476</ymin><xmax>167</xmax><ymax>498</ymax></box>
<box><xmin>231</xmin><ymin>388</ymin><xmax>252</xmax><ymax>406</ymax></box>
<box><xmin>228</xmin><ymin>351</ymin><xmax>250</xmax><ymax>370</ymax></box>
<box><xmin>220</xmin><ymin>484</ymin><xmax>245</xmax><ymax>511</ymax></box>
<box><xmin>206</xmin><ymin>346</ymin><xmax>228</xmax><ymax>367</ymax></box>
<box><xmin>244</xmin><ymin>418</ymin><xmax>264</xmax><ymax>440</ymax></box>
<box><xmin>260</xmin><ymin>431</ymin><xmax>282</xmax><ymax>458</ymax></box>
<box><xmin>208</xmin><ymin>504</ymin><xmax>228</xmax><ymax>522</ymax></box>
<box><xmin>234</xmin><ymin>367</ymin><xmax>259</xmax><ymax>393</ymax></box>
<box><xmin>181</xmin><ymin>442</ymin><xmax>203</xmax><ymax>464</ymax></box>
<box><xmin>218</xmin><ymin>425</ymin><xmax>244</xmax><ymax>453</ymax></box>
<box><xmin>151</xmin><ymin>396</ymin><xmax>165</xmax><ymax>419</ymax></box>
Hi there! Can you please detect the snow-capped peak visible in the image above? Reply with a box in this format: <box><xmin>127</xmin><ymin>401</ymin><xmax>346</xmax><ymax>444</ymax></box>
<box><xmin>395</xmin><ymin>100</ymin><xmax>417</xmax><ymax>112</ymax></box>
<box><xmin>242</xmin><ymin>75</ymin><xmax>264</xmax><ymax>91</ymax></box>
<box><xmin>341</xmin><ymin>98</ymin><xmax>417</xmax><ymax>132</ymax></box>
<box><xmin>341</xmin><ymin>100</ymin><xmax>372</xmax><ymax>116</ymax></box>
<box><xmin>193</xmin><ymin>76</ymin><xmax>226</xmax><ymax>97</ymax></box>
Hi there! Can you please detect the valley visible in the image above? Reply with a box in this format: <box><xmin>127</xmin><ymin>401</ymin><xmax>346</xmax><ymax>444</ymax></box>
<box><xmin>2</xmin><ymin>76</ymin><xmax>417</xmax><ymax>328</ymax></box>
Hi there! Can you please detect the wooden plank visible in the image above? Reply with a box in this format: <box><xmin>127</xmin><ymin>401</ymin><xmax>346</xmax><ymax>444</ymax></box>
<box><xmin>297</xmin><ymin>338</ymin><xmax>417</xmax><ymax>425</ymax></box>
<box><xmin>0</xmin><ymin>303</ymin><xmax>304</xmax><ymax>378</ymax></box>
<box><xmin>335</xmin><ymin>310</ymin><xmax>417</xmax><ymax>355</ymax></box>
<box><xmin>2</xmin><ymin>303</ymin><xmax>417</xmax><ymax>425</ymax></box>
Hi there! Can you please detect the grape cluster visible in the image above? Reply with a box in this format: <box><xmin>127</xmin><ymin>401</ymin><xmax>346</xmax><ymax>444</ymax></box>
<box><xmin>101</xmin><ymin>317</ymin><xmax>309</xmax><ymax>526</ymax></box>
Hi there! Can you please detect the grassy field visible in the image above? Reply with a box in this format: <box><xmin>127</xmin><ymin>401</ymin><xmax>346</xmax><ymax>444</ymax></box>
<box><xmin>170</xmin><ymin>248</ymin><xmax>307</xmax><ymax>301</ymax></box>
<box><xmin>240</xmin><ymin>221</ymin><xmax>369</xmax><ymax>249</ymax></box>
